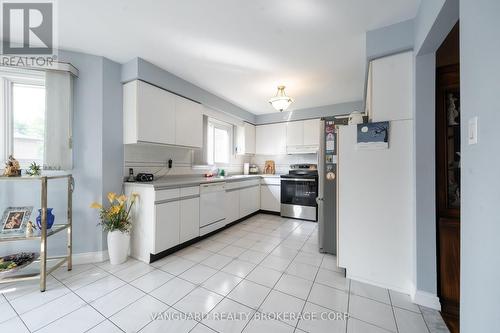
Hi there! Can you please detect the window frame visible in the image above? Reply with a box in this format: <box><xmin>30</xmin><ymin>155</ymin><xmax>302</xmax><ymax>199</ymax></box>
<box><xmin>207</xmin><ymin>118</ymin><xmax>233</xmax><ymax>166</ymax></box>
<box><xmin>0</xmin><ymin>69</ymin><xmax>45</xmax><ymax>167</ymax></box>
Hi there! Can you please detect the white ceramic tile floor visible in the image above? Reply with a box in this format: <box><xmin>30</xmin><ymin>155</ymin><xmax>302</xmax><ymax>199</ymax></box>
<box><xmin>0</xmin><ymin>214</ymin><xmax>447</xmax><ymax>333</ymax></box>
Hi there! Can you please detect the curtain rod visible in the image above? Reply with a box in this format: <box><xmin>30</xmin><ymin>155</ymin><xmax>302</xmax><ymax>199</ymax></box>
<box><xmin>0</xmin><ymin>60</ymin><xmax>79</xmax><ymax>77</ymax></box>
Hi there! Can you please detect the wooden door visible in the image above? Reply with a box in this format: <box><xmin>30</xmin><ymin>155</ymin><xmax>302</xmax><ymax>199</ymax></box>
<box><xmin>436</xmin><ymin>63</ymin><xmax>460</xmax><ymax>332</ymax></box>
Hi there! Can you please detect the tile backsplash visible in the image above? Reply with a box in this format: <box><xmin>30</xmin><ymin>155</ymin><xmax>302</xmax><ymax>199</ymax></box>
<box><xmin>251</xmin><ymin>153</ymin><xmax>318</xmax><ymax>174</ymax></box>
<box><xmin>124</xmin><ymin>144</ymin><xmax>250</xmax><ymax>178</ymax></box>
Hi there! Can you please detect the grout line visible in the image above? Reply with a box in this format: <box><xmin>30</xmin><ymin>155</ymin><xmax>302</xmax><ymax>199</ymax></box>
<box><xmin>388</xmin><ymin>290</ymin><xmax>400</xmax><ymax>333</ymax></box>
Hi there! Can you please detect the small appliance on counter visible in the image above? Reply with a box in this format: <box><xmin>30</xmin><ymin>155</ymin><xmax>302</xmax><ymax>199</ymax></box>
<box><xmin>249</xmin><ymin>164</ymin><xmax>259</xmax><ymax>174</ymax></box>
<box><xmin>136</xmin><ymin>173</ymin><xmax>154</xmax><ymax>182</ymax></box>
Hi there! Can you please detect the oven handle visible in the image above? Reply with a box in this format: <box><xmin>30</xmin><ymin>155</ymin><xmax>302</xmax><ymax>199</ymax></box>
<box><xmin>281</xmin><ymin>178</ymin><xmax>316</xmax><ymax>182</ymax></box>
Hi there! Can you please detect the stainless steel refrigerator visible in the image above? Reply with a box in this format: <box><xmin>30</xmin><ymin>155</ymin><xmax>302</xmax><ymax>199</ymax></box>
<box><xmin>317</xmin><ymin>117</ymin><xmax>338</xmax><ymax>255</ymax></box>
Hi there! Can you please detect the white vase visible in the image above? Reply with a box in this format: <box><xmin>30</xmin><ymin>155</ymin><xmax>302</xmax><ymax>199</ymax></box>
<box><xmin>107</xmin><ymin>230</ymin><xmax>130</xmax><ymax>265</ymax></box>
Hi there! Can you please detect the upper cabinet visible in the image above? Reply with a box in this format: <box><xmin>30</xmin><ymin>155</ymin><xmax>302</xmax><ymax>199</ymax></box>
<box><xmin>236</xmin><ymin>122</ymin><xmax>256</xmax><ymax>155</ymax></box>
<box><xmin>123</xmin><ymin>80</ymin><xmax>203</xmax><ymax>148</ymax></box>
<box><xmin>303</xmin><ymin>119</ymin><xmax>320</xmax><ymax>146</ymax></box>
<box><xmin>175</xmin><ymin>95</ymin><xmax>203</xmax><ymax>148</ymax></box>
<box><xmin>285</xmin><ymin>119</ymin><xmax>320</xmax><ymax>153</ymax></box>
<box><xmin>256</xmin><ymin>123</ymin><xmax>286</xmax><ymax>155</ymax></box>
<box><xmin>368</xmin><ymin>51</ymin><xmax>413</xmax><ymax>122</ymax></box>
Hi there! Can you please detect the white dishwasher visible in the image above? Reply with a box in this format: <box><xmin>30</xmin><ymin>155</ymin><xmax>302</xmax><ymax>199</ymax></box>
<box><xmin>199</xmin><ymin>182</ymin><xmax>226</xmax><ymax>236</ymax></box>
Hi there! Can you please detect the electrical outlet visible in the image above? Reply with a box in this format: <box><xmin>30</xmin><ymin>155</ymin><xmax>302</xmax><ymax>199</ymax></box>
<box><xmin>168</xmin><ymin>159</ymin><xmax>173</xmax><ymax>169</ymax></box>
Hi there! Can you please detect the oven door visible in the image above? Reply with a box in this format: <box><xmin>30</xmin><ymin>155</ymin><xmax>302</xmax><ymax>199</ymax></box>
<box><xmin>280</xmin><ymin>177</ymin><xmax>318</xmax><ymax>221</ymax></box>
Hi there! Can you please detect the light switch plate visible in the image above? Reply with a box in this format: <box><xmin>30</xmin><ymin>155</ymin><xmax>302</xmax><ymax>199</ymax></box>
<box><xmin>468</xmin><ymin>116</ymin><xmax>478</xmax><ymax>145</ymax></box>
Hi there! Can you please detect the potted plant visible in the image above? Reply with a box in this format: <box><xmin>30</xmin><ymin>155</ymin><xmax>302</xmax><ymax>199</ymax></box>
<box><xmin>91</xmin><ymin>192</ymin><xmax>138</xmax><ymax>265</ymax></box>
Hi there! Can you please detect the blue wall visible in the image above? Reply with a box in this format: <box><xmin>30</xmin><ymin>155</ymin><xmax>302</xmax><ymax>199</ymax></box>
<box><xmin>366</xmin><ymin>20</ymin><xmax>414</xmax><ymax>60</ymax></box>
<box><xmin>0</xmin><ymin>51</ymin><xmax>123</xmax><ymax>257</ymax></box>
<box><xmin>460</xmin><ymin>0</ymin><xmax>500</xmax><ymax>331</ymax></box>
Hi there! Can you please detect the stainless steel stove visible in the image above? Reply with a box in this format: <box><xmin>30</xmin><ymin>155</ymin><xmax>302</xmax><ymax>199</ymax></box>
<box><xmin>280</xmin><ymin>164</ymin><xmax>318</xmax><ymax>221</ymax></box>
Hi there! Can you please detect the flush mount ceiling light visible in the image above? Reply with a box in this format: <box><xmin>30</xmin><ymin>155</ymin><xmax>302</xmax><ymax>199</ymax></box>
<box><xmin>269</xmin><ymin>85</ymin><xmax>294</xmax><ymax>112</ymax></box>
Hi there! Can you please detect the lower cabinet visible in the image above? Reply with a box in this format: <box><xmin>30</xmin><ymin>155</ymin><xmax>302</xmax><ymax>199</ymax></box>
<box><xmin>239</xmin><ymin>185</ymin><xmax>260</xmax><ymax>218</ymax></box>
<box><xmin>154</xmin><ymin>200</ymin><xmax>180</xmax><ymax>254</ymax></box>
<box><xmin>179</xmin><ymin>197</ymin><xmax>200</xmax><ymax>243</ymax></box>
<box><xmin>261</xmin><ymin>184</ymin><xmax>281</xmax><ymax>212</ymax></box>
<box><xmin>225</xmin><ymin>190</ymin><xmax>240</xmax><ymax>224</ymax></box>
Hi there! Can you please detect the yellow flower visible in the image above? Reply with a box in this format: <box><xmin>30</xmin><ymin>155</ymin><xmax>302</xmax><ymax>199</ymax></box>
<box><xmin>109</xmin><ymin>205</ymin><xmax>121</xmax><ymax>216</ymax></box>
<box><xmin>107</xmin><ymin>192</ymin><xmax>117</xmax><ymax>203</ymax></box>
<box><xmin>117</xmin><ymin>195</ymin><xmax>127</xmax><ymax>205</ymax></box>
<box><xmin>90</xmin><ymin>202</ymin><xmax>102</xmax><ymax>209</ymax></box>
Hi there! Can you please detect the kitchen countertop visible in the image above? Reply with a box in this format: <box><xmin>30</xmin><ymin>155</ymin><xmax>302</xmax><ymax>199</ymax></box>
<box><xmin>124</xmin><ymin>174</ymin><xmax>282</xmax><ymax>190</ymax></box>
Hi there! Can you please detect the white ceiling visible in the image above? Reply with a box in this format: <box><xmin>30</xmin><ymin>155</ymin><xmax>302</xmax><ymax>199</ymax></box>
<box><xmin>57</xmin><ymin>0</ymin><xmax>419</xmax><ymax>114</ymax></box>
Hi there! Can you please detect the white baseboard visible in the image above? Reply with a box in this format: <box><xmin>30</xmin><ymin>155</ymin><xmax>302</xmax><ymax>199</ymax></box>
<box><xmin>65</xmin><ymin>251</ymin><xmax>109</xmax><ymax>265</ymax></box>
<box><xmin>412</xmin><ymin>290</ymin><xmax>441</xmax><ymax>310</ymax></box>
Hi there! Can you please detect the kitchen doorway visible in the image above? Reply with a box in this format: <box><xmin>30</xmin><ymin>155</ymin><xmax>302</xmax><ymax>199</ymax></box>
<box><xmin>435</xmin><ymin>22</ymin><xmax>460</xmax><ymax>333</ymax></box>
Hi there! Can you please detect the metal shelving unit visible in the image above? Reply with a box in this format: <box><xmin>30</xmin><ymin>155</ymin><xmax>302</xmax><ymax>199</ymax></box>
<box><xmin>0</xmin><ymin>174</ymin><xmax>73</xmax><ymax>291</ymax></box>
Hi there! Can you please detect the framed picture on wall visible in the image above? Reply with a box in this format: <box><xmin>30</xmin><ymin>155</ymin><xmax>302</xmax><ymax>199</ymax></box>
<box><xmin>1</xmin><ymin>207</ymin><xmax>33</xmax><ymax>235</ymax></box>
<box><xmin>356</xmin><ymin>121</ymin><xmax>390</xmax><ymax>150</ymax></box>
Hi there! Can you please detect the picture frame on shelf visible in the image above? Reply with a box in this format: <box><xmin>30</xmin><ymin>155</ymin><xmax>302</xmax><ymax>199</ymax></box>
<box><xmin>1</xmin><ymin>207</ymin><xmax>33</xmax><ymax>235</ymax></box>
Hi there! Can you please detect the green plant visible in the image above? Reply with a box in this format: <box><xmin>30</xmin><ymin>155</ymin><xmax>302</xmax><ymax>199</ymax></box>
<box><xmin>26</xmin><ymin>162</ymin><xmax>41</xmax><ymax>176</ymax></box>
<box><xmin>90</xmin><ymin>192</ymin><xmax>138</xmax><ymax>233</ymax></box>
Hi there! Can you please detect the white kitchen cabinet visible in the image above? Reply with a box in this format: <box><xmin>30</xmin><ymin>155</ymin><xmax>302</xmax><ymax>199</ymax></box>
<box><xmin>235</xmin><ymin>122</ymin><xmax>256</xmax><ymax>155</ymax></box>
<box><xmin>256</xmin><ymin>123</ymin><xmax>286</xmax><ymax>155</ymax></box>
<box><xmin>260</xmin><ymin>178</ymin><xmax>281</xmax><ymax>212</ymax></box>
<box><xmin>123</xmin><ymin>79</ymin><xmax>203</xmax><ymax>148</ymax></box>
<box><xmin>303</xmin><ymin>119</ymin><xmax>320</xmax><ymax>146</ymax></box>
<box><xmin>225</xmin><ymin>190</ymin><xmax>240</xmax><ymax>224</ymax></box>
<box><xmin>124</xmin><ymin>80</ymin><xmax>176</xmax><ymax>145</ymax></box>
<box><xmin>239</xmin><ymin>183</ymin><xmax>260</xmax><ymax>217</ymax></box>
<box><xmin>155</xmin><ymin>201</ymin><xmax>180</xmax><ymax>254</ymax></box>
<box><xmin>175</xmin><ymin>96</ymin><xmax>203</xmax><ymax>148</ymax></box>
<box><xmin>179</xmin><ymin>197</ymin><xmax>200</xmax><ymax>243</ymax></box>
<box><xmin>285</xmin><ymin>119</ymin><xmax>320</xmax><ymax>153</ymax></box>
<box><xmin>286</xmin><ymin>121</ymin><xmax>304</xmax><ymax>146</ymax></box>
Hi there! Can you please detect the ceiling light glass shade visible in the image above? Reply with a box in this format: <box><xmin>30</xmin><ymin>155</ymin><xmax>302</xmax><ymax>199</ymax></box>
<box><xmin>269</xmin><ymin>85</ymin><xmax>294</xmax><ymax>112</ymax></box>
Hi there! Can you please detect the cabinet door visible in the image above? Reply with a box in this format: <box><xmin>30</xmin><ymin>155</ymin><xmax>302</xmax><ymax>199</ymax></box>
<box><xmin>286</xmin><ymin>121</ymin><xmax>304</xmax><ymax>146</ymax></box>
<box><xmin>239</xmin><ymin>187</ymin><xmax>250</xmax><ymax>218</ymax></box>
<box><xmin>175</xmin><ymin>96</ymin><xmax>203</xmax><ymax>148</ymax></box>
<box><xmin>179</xmin><ymin>197</ymin><xmax>200</xmax><ymax>243</ymax></box>
<box><xmin>155</xmin><ymin>201</ymin><xmax>180</xmax><ymax>254</ymax></box>
<box><xmin>256</xmin><ymin>123</ymin><xmax>286</xmax><ymax>155</ymax></box>
<box><xmin>303</xmin><ymin>119</ymin><xmax>320</xmax><ymax>146</ymax></box>
<box><xmin>261</xmin><ymin>185</ymin><xmax>281</xmax><ymax>212</ymax></box>
<box><xmin>225</xmin><ymin>190</ymin><xmax>240</xmax><ymax>224</ymax></box>
<box><xmin>136</xmin><ymin>80</ymin><xmax>176</xmax><ymax>145</ymax></box>
<box><xmin>249</xmin><ymin>185</ymin><xmax>260</xmax><ymax>213</ymax></box>
<box><xmin>244</xmin><ymin>123</ymin><xmax>256</xmax><ymax>154</ymax></box>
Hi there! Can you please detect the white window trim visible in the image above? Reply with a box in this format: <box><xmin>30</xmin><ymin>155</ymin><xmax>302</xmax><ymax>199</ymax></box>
<box><xmin>207</xmin><ymin>118</ymin><xmax>233</xmax><ymax>166</ymax></box>
<box><xmin>0</xmin><ymin>70</ymin><xmax>45</xmax><ymax>166</ymax></box>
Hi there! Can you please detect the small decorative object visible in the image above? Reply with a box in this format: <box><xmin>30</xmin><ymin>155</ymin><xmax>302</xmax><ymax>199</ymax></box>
<box><xmin>1</xmin><ymin>207</ymin><xmax>33</xmax><ymax>235</ymax></box>
<box><xmin>0</xmin><ymin>252</ymin><xmax>37</xmax><ymax>277</ymax></box>
<box><xmin>447</xmin><ymin>93</ymin><xmax>459</xmax><ymax>125</ymax></box>
<box><xmin>26</xmin><ymin>162</ymin><xmax>41</xmax><ymax>176</ymax></box>
<box><xmin>3</xmin><ymin>155</ymin><xmax>21</xmax><ymax>177</ymax></box>
<box><xmin>25</xmin><ymin>221</ymin><xmax>36</xmax><ymax>236</ymax></box>
<box><xmin>35</xmin><ymin>208</ymin><xmax>55</xmax><ymax>230</ymax></box>
<box><xmin>91</xmin><ymin>192</ymin><xmax>139</xmax><ymax>265</ymax></box>
<box><xmin>357</xmin><ymin>121</ymin><xmax>389</xmax><ymax>150</ymax></box>
<box><xmin>264</xmin><ymin>160</ymin><xmax>275</xmax><ymax>174</ymax></box>
<box><xmin>348</xmin><ymin>111</ymin><xmax>364</xmax><ymax>125</ymax></box>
